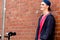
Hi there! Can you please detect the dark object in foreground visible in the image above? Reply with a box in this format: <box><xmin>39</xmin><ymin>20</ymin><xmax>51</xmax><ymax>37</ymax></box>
<box><xmin>0</xmin><ymin>32</ymin><xmax>16</xmax><ymax>40</ymax></box>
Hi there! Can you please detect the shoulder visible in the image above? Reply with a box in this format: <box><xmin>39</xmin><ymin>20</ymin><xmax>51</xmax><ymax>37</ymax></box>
<box><xmin>47</xmin><ymin>13</ymin><xmax>55</xmax><ymax>19</ymax></box>
<box><xmin>46</xmin><ymin>13</ymin><xmax>55</xmax><ymax>23</ymax></box>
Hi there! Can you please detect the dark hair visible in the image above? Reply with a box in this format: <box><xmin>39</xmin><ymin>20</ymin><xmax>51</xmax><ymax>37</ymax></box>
<box><xmin>48</xmin><ymin>6</ymin><xmax>51</xmax><ymax>11</ymax></box>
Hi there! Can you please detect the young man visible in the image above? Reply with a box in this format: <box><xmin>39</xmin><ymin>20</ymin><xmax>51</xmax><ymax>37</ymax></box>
<box><xmin>35</xmin><ymin>0</ymin><xmax>55</xmax><ymax>40</ymax></box>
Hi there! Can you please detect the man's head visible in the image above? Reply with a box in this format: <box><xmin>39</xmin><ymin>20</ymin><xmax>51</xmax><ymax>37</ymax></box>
<box><xmin>40</xmin><ymin>0</ymin><xmax>51</xmax><ymax>11</ymax></box>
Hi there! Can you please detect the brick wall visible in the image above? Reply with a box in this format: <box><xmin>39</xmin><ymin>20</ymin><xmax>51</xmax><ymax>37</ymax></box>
<box><xmin>50</xmin><ymin>0</ymin><xmax>60</xmax><ymax>40</ymax></box>
<box><xmin>0</xmin><ymin>0</ymin><xmax>2</xmax><ymax>35</ymax></box>
<box><xmin>0</xmin><ymin>0</ymin><xmax>60</xmax><ymax>40</ymax></box>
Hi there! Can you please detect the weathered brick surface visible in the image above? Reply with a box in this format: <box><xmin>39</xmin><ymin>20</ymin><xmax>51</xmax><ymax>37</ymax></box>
<box><xmin>0</xmin><ymin>0</ymin><xmax>2</xmax><ymax>34</ymax></box>
<box><xmin>50</xmin><ymin>0</ymin><xmax>60</xmax><ymax>40</ymax></box>
<box><xmin>0</xmin><ymin>0</ymin><xmax>60</xmax><ymax>40</ymax></box>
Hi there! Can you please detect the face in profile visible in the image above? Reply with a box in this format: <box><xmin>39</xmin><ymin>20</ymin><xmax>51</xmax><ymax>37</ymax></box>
<box><xmin>40</xmin><ymin>2</ymin><xmax>49</xmax><ymax>11</ymax></box>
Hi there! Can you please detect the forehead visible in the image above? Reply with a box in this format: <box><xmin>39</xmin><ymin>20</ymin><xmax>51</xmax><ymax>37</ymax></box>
<box><xmin>41</xmin><ymin>2</ymin><xmax>46</xmax><ymax>5</ymax></box>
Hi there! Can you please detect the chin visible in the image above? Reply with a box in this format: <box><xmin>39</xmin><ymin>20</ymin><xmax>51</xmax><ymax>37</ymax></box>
<box><xmin>40</xmin><ymin>9</ymin><xmax>44</xmax><ymax>11</ymax></box>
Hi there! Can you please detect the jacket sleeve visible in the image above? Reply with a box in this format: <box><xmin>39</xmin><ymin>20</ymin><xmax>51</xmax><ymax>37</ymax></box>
<box><xmin>40</xmin><ymin>15</ymin><xmax>55</xmax><ymax>40</ymax></box>
<box><xmin>35</xmin><ymin>15</ymin><xmax>43</xmax><ymax>40</ymax></box>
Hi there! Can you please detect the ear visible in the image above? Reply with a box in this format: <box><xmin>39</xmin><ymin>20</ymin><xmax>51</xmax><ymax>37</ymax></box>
<box><xmin>47</xmin><ymin>5</ymin><xmax>49</xmax><ymax>8</ymax></box>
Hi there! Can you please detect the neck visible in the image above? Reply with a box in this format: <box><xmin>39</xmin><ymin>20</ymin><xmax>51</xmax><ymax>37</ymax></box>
<box><xmin>42</xmin><ymin>9</ymin><xmax>50</xmax><ymax>15</ymax></box>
